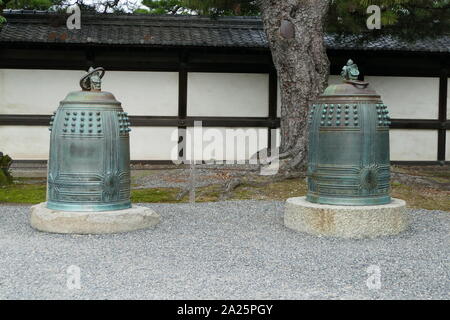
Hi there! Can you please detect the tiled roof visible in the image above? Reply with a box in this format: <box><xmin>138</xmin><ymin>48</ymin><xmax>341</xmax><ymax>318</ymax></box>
<box><xmin>1</xmin><ymin>10</ymin><xmax>449</xmax><ymax>53</ymax></box>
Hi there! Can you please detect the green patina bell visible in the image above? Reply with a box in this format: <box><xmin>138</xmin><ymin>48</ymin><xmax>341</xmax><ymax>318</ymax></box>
<box><xmin>306</xmin><ymin>60</ymin><xmax>391</xmax><ymax>206</ymax></box>
<box><xmin>46</xmin><ymin>67</ymin><xmax>132</xmax><ymax>211</ymax></box>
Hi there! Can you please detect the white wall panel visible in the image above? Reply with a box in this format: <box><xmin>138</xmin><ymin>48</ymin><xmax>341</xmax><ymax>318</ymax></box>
<box><xmin>187</xmin><ymin>73</ymin><xmax>269</xmax><ymax>117</ymax></box>
<box><xmin>1</xmin><ymin>69</ymin><xmax>444</xmax><ymax>162</ymax></box>
<box><xmin>271</xmin><ymin>128</ymin><xmax>281</xmax><ymax>149</ymax></box>
<box><xmin>130</xmin><ymin>127</ymin><xmax>178</xmax><ymax>160</ymax></box>
<box><xmin>0</xmin><ymin>69</ymin><xmax>84</xmax><ymax>114</ymax></box>
<box><xmin>390</xmin><ymin>129</ymin><xmax>437</xmax><ymax>161</ymax></box>
<box><xmin>276</xmin><ymin>75</ymin><xmax>341</xmax><ymax>117</ymax></box>
<box><xmin>365</xmin><ymin>76</ymin><xmax>439</xmax><ymax>119</ymax></box>
<box><xmin>273</xmin><ymin>128</ymin><xmax>439</xmax><ymax>162</ymax></box>
<box><xmin>0</xmin><ymin>69</ymin><xmax>179</xmax><ymax>116</ymax></box>
<box><xmin>102</xmin><ymin>71</ymin><xmax>178</xmax><ymax>116</ymax></box>
<box><xmin>0</xmin><ymin>126</ymin><xmax>50</xmax><ymax>160</ymax></box>
<box><xmin>0</xmin><ymin>126</ymin><xmax>179</xmax><ymax>160</ymax></box>
<box><xmin>185</xmin><ymin>127</ymin><xmax>268</xmax><ymax>161</ymax></box>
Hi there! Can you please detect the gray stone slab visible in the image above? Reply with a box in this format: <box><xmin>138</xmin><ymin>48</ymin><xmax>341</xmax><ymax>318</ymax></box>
<box><xmin>285</xmin><ymin>197</ymin><xmax>408</xmax><ymax>239</ymax></box>
<box><xmin>30</xmin><ymin>202</ymin><xmax>160</xmax><ymax>234</ymax></box>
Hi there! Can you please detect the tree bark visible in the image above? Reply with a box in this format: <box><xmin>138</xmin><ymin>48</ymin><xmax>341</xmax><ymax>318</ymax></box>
<box><xmin>259</xmin><ymin>0</ymin><xmax>330</xmax><ymax>171</ymax></box>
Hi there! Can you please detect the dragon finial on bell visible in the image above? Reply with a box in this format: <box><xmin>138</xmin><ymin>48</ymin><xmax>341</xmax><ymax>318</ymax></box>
<box><xmin>341</xmin><ymin>59</ymin><xmax>360</xmax><ymax>81</ymax></box>
<box><xmin>80</xmin><ymin>67</ymin><xmax>105</xmax><ymax>91</ymax></box>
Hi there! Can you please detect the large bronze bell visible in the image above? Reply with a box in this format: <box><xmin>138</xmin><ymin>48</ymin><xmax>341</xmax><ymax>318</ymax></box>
<box><xmin>46</xmin><ymin>67</ymin><xmax>132</xmax><ymax>211</ymax></box>
<box><xmin>306</xmin><ymin>60</ymin><xmax>391</xmax><ymax>206</ymax></box>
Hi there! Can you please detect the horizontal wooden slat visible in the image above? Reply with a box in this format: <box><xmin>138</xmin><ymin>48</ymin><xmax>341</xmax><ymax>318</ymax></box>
<box><xmin>390</xmin><ymin>119</ymin><xmax>450</xmax><ymax>130</ymax></box>
<box><xmin>0</xmin><ymin>114</ymin><xmax>281</xmax><ymax>127</ymax></box>
<box><xmin>2</xmin><ymin>114</ymin><xmax>448</xmax><ymax>129</ymax></box>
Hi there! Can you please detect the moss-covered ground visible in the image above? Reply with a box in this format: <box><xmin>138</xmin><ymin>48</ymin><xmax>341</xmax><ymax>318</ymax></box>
<box><xmin>1</xmin><ymin>166</ymin><xmax>448</xmax><ymax>211</ymax></box>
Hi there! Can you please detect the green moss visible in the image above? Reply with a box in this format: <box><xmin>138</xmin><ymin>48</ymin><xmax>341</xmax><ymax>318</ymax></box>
<box><xmin>131</xmin><ymin>188</ymin><xmax>181</xmax><ymax>203</ymax></box>
<box><xmin>0</xmin><ymin>154</ymin><xmax>13</xmax><ymax>186</ymax></box>
<box><xmin>0</xmin><ymin>171</ymin><xmax>10</xmax><ymax>185</ymax></box>
<box><xmin>195</xmin><ymin>185</ymin><xmax>222</xmax><ymax>202</ymax></box>
<box><xmin>232</xmin><ymin>178</ymin><xmax>307</xmax><ymax>201</ymax></box>
<box><xmin>0</xmin><ymin>183</ymin><xmax>183</xmax><ymax>205</ymax></box>
<box><xmin>392</xmin><ymin>165</ymin><xmax>450</xmax><ymax>181</ymax></box>
<box><xmin>0</xmin><ymin>172</ymin><xmax>449</xmax><ymax>212</ymax></box>
<box><xmin>232</xmin><ymin>187</ymin><xmax>259</xmax><ymax>200</ymax></box>
<box><xmin>391</xmin><ymin>183</ymin><xmax>450</xmax><ymax>211</ymax></box>
<box><xmin>0</xmin><ymin>183</ymin><xmax>46</xmax><ymax>204</ymax></box>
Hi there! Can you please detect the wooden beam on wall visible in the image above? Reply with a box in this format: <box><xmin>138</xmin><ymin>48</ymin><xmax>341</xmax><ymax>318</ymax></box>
<box><xmin>389</xmin><ymin>119</ymin><xmax>449</xmax><ymax>130</ymax></box>
<box><xmin>178</xmin><ymin>50</ymin><xmax>188</xmax><ymax>162</ymax></box>
<box><xmin>437</xmin><ymin>66</ymin><xmax>448</xmax><ymax>163</ymax></box>
<box><xmin>267</xmin><ymin>69</ymin><xmax>278</xmax><ymax>154</ymax></box>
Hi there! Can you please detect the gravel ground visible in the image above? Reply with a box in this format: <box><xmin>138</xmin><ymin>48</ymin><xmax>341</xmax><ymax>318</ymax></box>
<box><xmin>0</xmin><ymin>201</ymin><xmax>448</xmax><ymax>300</ymax></box>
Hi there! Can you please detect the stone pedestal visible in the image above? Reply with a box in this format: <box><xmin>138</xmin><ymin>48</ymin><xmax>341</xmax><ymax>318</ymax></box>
<box><xmin>30</xmin><ymin>202</ymin><xmax>160</xmax><ymax>234</ymax></box>
<box><xmin>285</xmin><ymin>197</ymin><xmax>408</xmax><ymax>239</ymax></box>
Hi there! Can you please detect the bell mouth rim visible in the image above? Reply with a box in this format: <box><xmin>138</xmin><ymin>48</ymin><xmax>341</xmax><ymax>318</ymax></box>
<box><xmin>46</xmin><ymin>201</ymin><xmax>132</xmax><ymax>212</ymax></box>
<box><xmin>306</xmin><ymin>194</ymin><xmax>391</xmax><ymax>206</ymax></box>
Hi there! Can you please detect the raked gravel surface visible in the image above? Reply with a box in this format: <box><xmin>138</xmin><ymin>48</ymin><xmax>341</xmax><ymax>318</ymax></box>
<box><xmin>0</xmin><ymin>201</ymin><xmax>448</xmax><ymax>300</ymax></box>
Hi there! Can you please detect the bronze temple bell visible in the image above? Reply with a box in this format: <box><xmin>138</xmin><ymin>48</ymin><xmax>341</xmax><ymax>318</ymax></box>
<box><xmin>46</xmin><ymin>67</ymin><xmax>132</xmax><ymax>211</ymax></box>
<box><xmin>306</xmin><ymin>60</ymin><xmax>391</xmax><ymax>206</ymax></box>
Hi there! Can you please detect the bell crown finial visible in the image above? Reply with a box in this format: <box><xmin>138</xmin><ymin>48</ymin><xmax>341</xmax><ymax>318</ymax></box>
<box><xmin>80</xmin><ymin>67</ymin><xmax>105</xmax><ymax>91</ymax></box>
<box><xmin>341</xmin><ymin>59</ymin><xmax>360</xmax><ymax>81</ymax></box>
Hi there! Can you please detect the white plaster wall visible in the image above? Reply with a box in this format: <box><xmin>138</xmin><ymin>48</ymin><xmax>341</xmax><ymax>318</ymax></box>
<box><xmin>276</xmin><ymin>75</ymin><xmax>341</xmax><ymax>117</ymax></box>
<box><xmin>187</xmin><ymin>73</ymin><xmax>269</xmax><ymax>117</ymax></box>
<box><xmin>102</xmin><ymin>71</ymin><xmax>178</xmax><ymax>116</ymax></box>
<box><xmin>0</xmin><ymin>69</ymin><xmax>179</xmax><ymax>116</ymax></box>
<box><xmin>272</xmin><ymin>128</ymin><xmax>438</xmax><ymax>162</ymax></box>
<box><xmin>365</xmin><ymin>76</ymin><xmax>439</xmax><ymax>119</ymax></box>
<box><xmin>390</xmin><ymin>129</ymin><xmax>437</xmax><ymax>161</ymax></box>
<box><xmin>0</xmin><ymin>69</ymin><xmax>84</xmax><ymax>114</ymax></box>
<box><xmin>0</xmin><ymin>126</ymin><xmax>178</xmax><ymax>160</ymax></box>
<box><xmin>129</xmin><ymin>127</ymin><xmax>178</xmax><ymax>160</ymax></box>
<box><xmin>272</xmin><ymin>128</ymin><xmax>281</xmax><ymax>149</ymax></box>
<box><xmin>0</xmin><ymin>126</ymin><xmax>50</xmax><ymax>160</ymax></box>
<box><xmin>1</xmin><ymin>70</ymin><xmax>444</xmax><ymax>162</ymax></box>
<box><xmin>0</xmin><ymin>126</ymin><xmax>440</xmax><ymax>162</ymax></box>
<box><xmin>185</xmin><ymin>127</ymin><xmax>268</xmax><ymax>161</ymax></box>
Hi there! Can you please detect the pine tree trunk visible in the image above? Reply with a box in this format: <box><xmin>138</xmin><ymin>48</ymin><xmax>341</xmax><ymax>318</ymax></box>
<box><xmin>259</xmin><ymin>0</ymin><xmax>330</xmax><ymax>171</ymax></box>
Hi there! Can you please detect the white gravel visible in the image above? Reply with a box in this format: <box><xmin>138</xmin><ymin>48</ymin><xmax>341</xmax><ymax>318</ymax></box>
<box><xmin>0</xmin><ymin>201</ymin><xmax>448</xmax><ymax>300</ymax></box>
